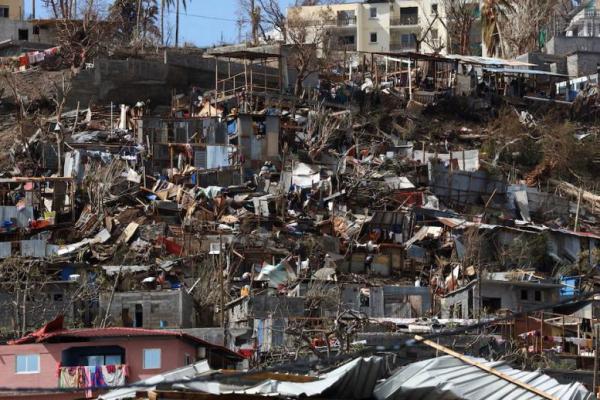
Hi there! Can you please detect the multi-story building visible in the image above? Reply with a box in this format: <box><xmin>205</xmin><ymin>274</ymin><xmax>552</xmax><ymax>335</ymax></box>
<box><xmin>289</xmin><ymin>0</ymin><xmax>482</xmax><ymax>55</ymax></box>
<box><xmin>0</xmin><ymin>0</ymin><xmax>23</xmax><ymax>21</ymax></box>
<box><xmin>565</xmin><ymin>0</ymin><xmax>600</xmax><ymax>37</ymax></box>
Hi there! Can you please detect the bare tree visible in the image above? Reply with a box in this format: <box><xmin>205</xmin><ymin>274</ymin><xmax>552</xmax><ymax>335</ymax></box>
<box><xmin>287</xmin><ymin>6</ymin><xmax>334</xmax><ymax>96</ymax></box>
<box><xmin>258</xmin><ymin>0</ymin><xmax>287</xmax><ymax>42</ymax></box>
<box><xmin>442</xmin><ymin>0</ymin><xmax>478</xmax><ymax>55</ymax></box>
<box><xmin>55</xmin><ymin>10</ymin><xmax>118</xmax><ymax>70</ymax></box>
<box><xmin>0</xmin><ymin>258</ymin><xmax>96</xmax><ymax>337</ymax></box>
<box><xmin>50</xmin><ymin>73</ymin><xmax>72</xmax><ymax>174</ymax></box>
<box><xmin>500</xmin><ymin>0</ymin><xmax>559</xmax><ymax>57</ymax></box>
<box><xmin>238</xmin><ymin>0</ymin><xmax>262</xmax><ymax>45</ymax></box>
<box><xmin>413</xmin><ymin>11</ymin><xmax>446</xmax><ymax>53</ymax></box>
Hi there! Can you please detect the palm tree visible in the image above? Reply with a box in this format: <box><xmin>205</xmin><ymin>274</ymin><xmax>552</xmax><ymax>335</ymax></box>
<box><xmin>481</xmin><ymin>0</ymin><xmax>515</xmax><ymax>57</ymax></box>
<box><xmin>159</xmin><ymin>0</ymin><xmax>188</xmax><ymax>46</ymax></box>
<box><xmin>160</xmin><ymin>0</ymin><xmax>174</xmax><ymax>45</ymax></box>
<box><xmin>175</xmin><ymin>0</ymin><xmax>189</xmax><ymax>47</ymax></box>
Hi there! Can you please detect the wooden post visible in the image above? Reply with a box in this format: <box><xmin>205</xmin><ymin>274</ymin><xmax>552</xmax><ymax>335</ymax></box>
<box><xmin>263</xmin><ymin>58</ymin><xmax>267</xmax><ymax>93</ymax></box>
<box><xmin>228</xmin><ymin>58</ymin><xmax>232</xmax><ymax>94</ymax></box>
<box><xmin>574</xmin><ymin>187</ymin><xmax>582</xmax><ymax>232</ymax></box>
<box><xmin>562</xmin><ymin>315</ymin><xmax>565</xmax><ymax>352</ymax></box>
<box><xmin>278</xmin><ymin>55</ymin><xmax>282</xmax><ymax>94</ymax></box>
<box><xmin>244</xmin><ymin>59</ymin><xmax>248</xmax><ymax>92</ymax></box>
<box><xmin>414</xmin><ymin>335</ymin><xmax>560</xmax><ymax>400</ymax></box>
<box><xmin>408</xmin><ymin>58</ymin><xmax>413</xmax><ymax>100</ymax></box>
<box><xmin>250</xmin><ymin>59</ymin><xmax>254</xmax><ymax>93</ymax></box>
<box><xmin>215</xmin><ymin>57</ymin><xmax>219</xmax><ymax>101</ymax></box>
<box><xmin>525</xmin><ymin>312</ymin><xmax>529</xmax><ymax>350</ymax></box>
<box><xmin>578</xmin><ymin>322</ymin><xmax>581</xmax><ymax>355</ymax></box>
<box><xmin>594</xmin><ymin>324</ymin><xmax>599</xmax><ymax>393</ymax></box>
<box><xmin>540</xmin><ymin>311</ymin><xmax>544</xmax><ymax>354</ymax></box>
<box><xmin>219</xmin><ymin>234</ymin><xmax>225</xmax><ymax>328</ymax></box>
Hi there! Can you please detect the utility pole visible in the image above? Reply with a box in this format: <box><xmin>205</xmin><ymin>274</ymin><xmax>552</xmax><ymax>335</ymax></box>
<box><xmin>175</xmin><ymin>0</ymin><xmax>180</xmax><ymax>47</ymax></box>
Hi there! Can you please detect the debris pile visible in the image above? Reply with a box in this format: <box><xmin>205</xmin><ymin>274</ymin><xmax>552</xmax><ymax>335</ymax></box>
<box><xmin>0</xmin><ymin>46</ymin><xmax>599</xmax><ymax>399</ymax></box>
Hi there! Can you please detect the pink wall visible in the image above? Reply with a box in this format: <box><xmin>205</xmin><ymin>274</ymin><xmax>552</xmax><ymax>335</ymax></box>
<box><xmin>0</xmin><ymin>337</ymin><xmax>198</xmax><ymax>389</ymax></box>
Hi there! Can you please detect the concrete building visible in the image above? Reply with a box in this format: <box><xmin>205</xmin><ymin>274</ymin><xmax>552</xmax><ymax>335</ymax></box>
<box><xmin>0</xmin><ymin>318</ymin><xmax>243</xmax><ymax>398</ymax></box>
<box><xmin>565</xmin><ymin>0</ymin><xmax>600</xmax><ymax>38</ymax></box>
<box><xmin>226</xmin><ymin>295</ymin><xmax>305</xmax><ymax>355</ymax></box>
<box><xmin>0</xmin><ymin>0</ymin><xmax>23</xmax><ymax>21</ymax></box>
<box><xmin>0</xmin><ymin>19</ymin><xmax>59</xmax><ymax>44</ymax></box>
<box><xmin>289</xmin><ymin>0</ymin><xmax>481</xmax><ymax>55</ymax></box>
<box><xmin>99</xmin><ymin>289</ymin><xmax>195</xmax><ymax>329</ymax></box>
<box><xmin>440</xmin><ymin>272</ymin><xmax>563</xmax><ymax>319</ymax></box>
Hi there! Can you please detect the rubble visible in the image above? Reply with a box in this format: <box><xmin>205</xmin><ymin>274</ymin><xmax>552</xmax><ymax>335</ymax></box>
<box><xmin>0</xmin><ymin>21</ymin><xmax>600</xmax><ymax>400</ymax></box>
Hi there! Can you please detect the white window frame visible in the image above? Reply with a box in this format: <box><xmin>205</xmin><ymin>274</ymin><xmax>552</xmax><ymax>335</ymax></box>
<box><xmin>369</xmin><ymin>7</ymin><xmax>377</xmax><ymax>19</ymax></box>
<box><xmin>143</xmin><ymin>348</ymin><xmax>161</xmax><ymax>369</ymax></box>
<box><xmin>370</xmin><ymin>32</ymin><xmax>378</xmax><ymax>44</ymax></box>
<box><xmin>15</xmin><ymin>354</ymin><xmax>40</xmax><ymax>374</ymax></box>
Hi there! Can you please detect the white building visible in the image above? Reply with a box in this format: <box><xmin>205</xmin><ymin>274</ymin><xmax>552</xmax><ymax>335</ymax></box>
<box><xmin>289</xmin><ymin>0</ymin><xmax>482</xmax><ymax>56</ymax></box>
<box><xmin>565</xmin><ymin>0</ymin><xmax>600</xmax><ymax>37</ymax></box>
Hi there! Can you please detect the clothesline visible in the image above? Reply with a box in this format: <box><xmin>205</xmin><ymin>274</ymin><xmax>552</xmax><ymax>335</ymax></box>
<box><xmin>58</xmin><ymin>364</ymin><xmax>128</xmax><ymax>398</ymax></box>
<box><xmin>518</xmin><ymin>330</ymin><xmax>593</xmax><ymax>347</ymax></box>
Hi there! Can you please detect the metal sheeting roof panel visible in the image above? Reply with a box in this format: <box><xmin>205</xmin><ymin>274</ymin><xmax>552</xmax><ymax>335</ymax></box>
<box><xmin>99</xmin><ymin>360</ymin><xmax>212</xmax><ymax>399</ymax></box>
<box><xmin>374</xmin><ymin>355</ymin><xmax>595</xmax><ymax>400</ymax></box>
<box><xmin>177</xmin><ymin>356</ymin><xmax>386</xmax><ymax>399</ymax></box>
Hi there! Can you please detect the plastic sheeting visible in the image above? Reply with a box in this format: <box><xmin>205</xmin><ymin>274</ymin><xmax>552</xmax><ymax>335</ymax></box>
<box><xmin>256</xmin><ymin>261</ymin><xmax>296</xmax><ymax>288</ymax></box>
<box><xmin>374</xmin><ymin>355</ymin><xmax>595</xmax><ymax>400</ymax></box>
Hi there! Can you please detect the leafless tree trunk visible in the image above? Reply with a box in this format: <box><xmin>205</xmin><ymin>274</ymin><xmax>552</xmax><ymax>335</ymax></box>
<box><xmin>287</xmin><ymin>6</ymin><xmax>334</xmax><ymax>96</ymax></box>
<box><xmin>442</xmin><ymin>0</ymin><xmax>477</xmax><ymax>55</ymax></box>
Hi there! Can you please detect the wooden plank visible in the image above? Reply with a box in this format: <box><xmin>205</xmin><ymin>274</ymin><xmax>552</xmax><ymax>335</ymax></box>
<box><xmin>219</xmin><ymin>370</ymin><xmax>316</xmax><ymax>383</ymax></box>
<box><xmin>149</xmin><ymin>390</ymin><xmax>267</xmax><ymax>399</ymax></box>
<box><xmin>414</xmin><ymin>335</ymin><xmax>559</xmax><ymax>400</ymax></box>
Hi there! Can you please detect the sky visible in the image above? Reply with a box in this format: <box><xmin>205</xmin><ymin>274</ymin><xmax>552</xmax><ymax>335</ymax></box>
<box><xmin>26</xmin><ymin>0</ymin><xmax>291</xmax><ymax>47</ymax></box>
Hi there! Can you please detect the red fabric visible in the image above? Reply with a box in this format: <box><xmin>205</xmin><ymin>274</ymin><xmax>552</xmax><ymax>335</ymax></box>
<box><xmin>18</xmin><ymin>55</ymin><xmax>29</xmax><ymax>67</ymax></box>
<box><xmin>157</xmin><ymin>236</ymin><xmax>183</xmax><ymax>255</ymax></box>
<box><xmin>238</xmin><ymin>349</ymin><xmax>254</xmax><ymax>358</ymax></box>
<box><xmin>31</xmin><ymin>219</ymin><xmax>51</xmax><ymax>229</ymax></box>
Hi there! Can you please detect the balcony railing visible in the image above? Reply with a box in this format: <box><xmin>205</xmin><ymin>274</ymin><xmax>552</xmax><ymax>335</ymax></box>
<box><xmin>58</xmin><ymin>364</ymin><xmax>128</xmax><ymax>389</ymax></box>
<box><xmin>390</xmin><ymin>16</ymin><xmax>419</xmax><ymax>26</ymax></box>
<box><xmin>336</xmin><ymin>16</ymin><xmax>357</xmax><ymax>27</ymax></box>
<box><xmin>390</xmin><ymin>41</ymin><xmax>417</xmax><ymax>51</ymax></box>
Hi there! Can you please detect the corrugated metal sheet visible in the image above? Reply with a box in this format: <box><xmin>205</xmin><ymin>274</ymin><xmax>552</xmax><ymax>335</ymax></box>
<box><xmin>0</xmin><ymin>206</ymin><xmax>35</xmax><ymax>228</ymax></box>
<box><xmin>99</xmin><ymin>360</ymin><xmax>211</xmax><ymax>400</ymax></box>
<box><xmin>21</xmin><ymin>240</ymin><xmax>48</xmax><ymax>258</ymax></box>
<box><xmin>374</xmin><ymin>355</ymin><xmax>595</xmax><ymax>400</ymax></box>
<box><xmin>194</xmin><ymin>150</ymin><xmax>207</xmax><ymax>169</ymax></box>
<box><xmin>176</xmin><ymin>356</ymin><xmax>385</xmax><ymax>400</ymax></box>
<box><xmin>265</xmin><ymin>115</ymin><xmax>279</xmax><ymax>157</ymax></box>
<box><xmin>206</xmin><ymin>145</ymin><xmax>229</xmax><ymax>169</ymax></box>
<box><xmin>431</xmin><ymin>164</ymin><xmax>507</xmax><ymax>206</ymax></box>
<box><xmin>0</xmin><ymin>242</ymin><xmax>11</xmax><ymax>259</ymax></box>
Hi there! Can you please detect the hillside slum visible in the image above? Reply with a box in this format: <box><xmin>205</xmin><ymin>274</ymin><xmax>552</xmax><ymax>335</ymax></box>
<box><xmin>0</xmin><ymin>47</ymin><xmax>599</xmax><ymax>399</ymax></box>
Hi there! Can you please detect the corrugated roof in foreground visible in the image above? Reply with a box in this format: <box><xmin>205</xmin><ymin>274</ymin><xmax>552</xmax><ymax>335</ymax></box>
<box><xmin>374</xmin><ymin>355</ymin><xmax>595</xmax><ymax>400</ymax></box>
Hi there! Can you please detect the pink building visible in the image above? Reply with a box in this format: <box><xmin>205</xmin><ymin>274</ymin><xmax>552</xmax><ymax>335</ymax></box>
<box><xmin>0</xmin><ymin>317</ymin><xmax>243</xmax><ymax>399</ymax></box>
